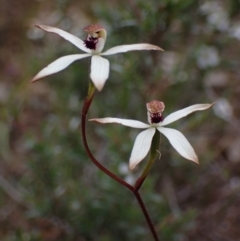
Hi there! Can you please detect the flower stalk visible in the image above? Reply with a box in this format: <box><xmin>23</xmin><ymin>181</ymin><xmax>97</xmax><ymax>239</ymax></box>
<box><xmin>81</xmin><ymin>83</ymin><xmax>160</xmax><ymax>241</ymax></box>
<box><xmin>134</xmin><ymin>191</ymin><xmax>159</xmax><ymax>241</ymax></box>
<box><xmin>81</xmin><ymin>83</ymin><xmax>134</xmax><ymax>191</ymax></box>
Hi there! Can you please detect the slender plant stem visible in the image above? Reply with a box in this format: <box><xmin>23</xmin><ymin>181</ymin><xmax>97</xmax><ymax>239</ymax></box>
<box><xmin>81</xmin><ymin>84</ymin><xmax>133</xmax><ymax>191</ymax></box>
<box><xmin>134</xmin><ymin>191</ymin><xmax>159</xmax><ymax>241</ymax></box>
<box><xmin>80</xmin><ymin>84</ymin><xmax>160</xmax><ymax>241</ymax></box>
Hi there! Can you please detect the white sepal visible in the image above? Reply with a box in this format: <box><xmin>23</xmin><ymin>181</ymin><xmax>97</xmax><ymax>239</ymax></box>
<box><xmin>101</xmin><ymin>43</ymin><xmax>163</xmax><ymax>56</ymax></box>
<box><xmin>31</xmin><ymin>54</ymin><xmax>90</xmax><ymax>82</ymax></box>
<box><xmin>89</xmin><ymin>118</ymin><xmax>150</xmax><ymax>129</ymax></box>
<box><xmin>90</xmin><ymin>56</ymin><xmax>110</xmax><ymax>91</ymax></box>
<box><xmin>35</xmin><ymin>25</ymin><xmax>91</xmax><ymax>53</ymax></box>
<box><xmin>129</xmin><ymin>128</ymin><xmax>156</xmax><ymax>170</ymax></box>
<box><xmin>157</xmin><ymin>127</ymin><xmax>199</xmax><ymax>164</ymax></box>
<box><xmin>161</xmin><ymin>104</ymin><xmax>214</xmax><ymax>126</ymax></box>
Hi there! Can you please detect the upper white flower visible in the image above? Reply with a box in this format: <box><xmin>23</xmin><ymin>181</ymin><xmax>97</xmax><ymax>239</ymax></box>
<box><xmin>31</xmin><ymin>24</ymin><xmax>163</xmax><ymax>91</ymax></box>
<box><xmin>90</xmin><ymin>101</ymin><xmax>213</xmax><ymax>170</ymax></box>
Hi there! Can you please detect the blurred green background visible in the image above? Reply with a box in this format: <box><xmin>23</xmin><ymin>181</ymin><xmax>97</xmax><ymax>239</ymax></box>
<box><xmin>1</xmin><ymin>0</ymin><xmax>240</xmax><ymax>240</ymax></box>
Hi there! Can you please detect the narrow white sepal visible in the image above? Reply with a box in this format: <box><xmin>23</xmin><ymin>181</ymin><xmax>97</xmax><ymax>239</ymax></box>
<box><xmin>89</xmin><ymin>118</ymin><xmax>150</xmax><ymax>129</ymax></box>
<box><xmin>161</xmin><ymin>104</ymin><xmax>214</xmax><ymax>126</ymax></box>
<box><xmin>101</xmin><ymin>43</ymin><xmax>163</xmax><ymax>56</ymax></box>
<box><xmin>31</xmin><ymin>54</ymin><xmax>90</xmax><ymax>82</ymax></box>
<box><xmin>90</xmin><ymin>56</ymin><xmax>110</xmax><ymax>91</ymax></box>
<box><xmin>35</xmin><ymin>25</ymin><xmax>91</xmax><ymax>53</ymax></box>
<box><xmin>157</xmin><ymin>127</ymin><xmax>199</xmax><ymax>164</ymax></box>
<box><xmin>129</xmin><ymin>128</ymin><xmax>156</xmax><ymax>170</ymax></box>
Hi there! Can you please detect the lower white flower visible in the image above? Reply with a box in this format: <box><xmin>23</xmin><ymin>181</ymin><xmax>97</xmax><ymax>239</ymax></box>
<box><xmin>90</xmin><ymin>101</ymin><xmax>213</xmax><ymax>170</ymax></box>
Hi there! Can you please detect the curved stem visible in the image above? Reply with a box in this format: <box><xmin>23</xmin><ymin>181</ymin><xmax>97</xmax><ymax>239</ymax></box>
<box><xmin>81</xmin><ymin>83</ymin><xmax>133</xmax><ymax>191</ymax></box>
<box><xmin>81</xmin><ymin>83</ymin><xmax>160</xmax><ymax>240</ymax></box>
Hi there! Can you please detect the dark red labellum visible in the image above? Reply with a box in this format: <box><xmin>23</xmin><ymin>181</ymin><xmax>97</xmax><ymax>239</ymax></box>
<box><xmin>150</xmin><ymin>113</ymin><xmax>164</xmax><ymax>124</ymax></box>
<box><xmin>83</xmin><ymin>36</ymin><xmax>98</xmax><ymax>50</ymax></box>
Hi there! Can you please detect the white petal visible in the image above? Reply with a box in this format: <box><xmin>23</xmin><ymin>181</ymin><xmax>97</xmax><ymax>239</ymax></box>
<box><xmin>129</xmin><ymin>128</ymin><xmax>156</xmax><ymax>170</ymax></box>
<box><xmin>31</xmin><ymin>54</ymin><xmax>90</xmax><ymax>82</ymax></box>
<box><xmin>35</xmin><ymin>24</ymin><xmax>91</xmax><ymax>53</ymax></box>
<box><xmin>89</xmin><ymin>118</ymin><xmax>150</xmax><ymax>129</ymax></box>
<box><xmin>101</xmin><ymin>43</ymin><xmax>163</xmax><ymax>56</ymax></box>
<box><xmin>157</xmin><ymin>127</ymin><xmax>198</xmax><ymax>163</ymax></box>
<box><xmin>90</xmin><ymin>56</ymin><xmax>110</xmax><ymax>91</ymax></box>
<box><xmin>161</xmin><ymin>104</ymin><xmax>214</xmax><ymax>126</ymax></box>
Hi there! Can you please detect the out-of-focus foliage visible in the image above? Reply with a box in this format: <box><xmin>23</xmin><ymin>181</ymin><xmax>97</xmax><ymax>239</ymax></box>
<box><xmin>1</xmin><ymin>0</ymin><xmax>240</xmax><ymax>240</ymax></box>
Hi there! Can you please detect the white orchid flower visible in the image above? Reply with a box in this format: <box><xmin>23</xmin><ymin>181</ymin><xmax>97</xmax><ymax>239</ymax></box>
<box><xmin>31</xmin><ymin>24</ymin><xmax>163</xmax><ymax>91</ymax></box>
<box><xmin>90</xmin><ymin>101</ymin><xmax>213</xmax><ymax>170</ymax></box>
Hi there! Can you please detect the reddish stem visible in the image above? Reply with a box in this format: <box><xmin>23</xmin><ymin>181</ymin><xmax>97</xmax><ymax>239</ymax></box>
<box><xmin>134</xmin><ymin>191</ymin><xmax>159</xmax><ymax>241</ymax></box>
<box><xmin>81</xmin><ymin>91</ymin><xmax>159</xmax><ymax>241</ymax></box>
<box><xmin>81</xmin><ymin>91</ymin><xmax>133</xmax><ymax>191</ymax></box>
<box><xmin>134</xmin><ymin>176</ymin><xmax>147</xmax><ymax>192</ymax></box>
